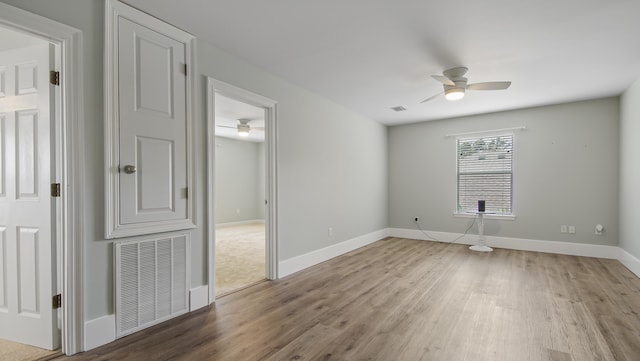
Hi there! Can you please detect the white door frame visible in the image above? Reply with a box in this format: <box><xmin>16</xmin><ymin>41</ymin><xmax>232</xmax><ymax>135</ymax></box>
<box><xmin>206</xmin><ymin>78</ymin><xmax>278</xmax><ymax>303</ymax></box>
<box><xmin>0</xmin><ymin>3</ymin><xmax>84</xmax><ymax>355</ymax></box>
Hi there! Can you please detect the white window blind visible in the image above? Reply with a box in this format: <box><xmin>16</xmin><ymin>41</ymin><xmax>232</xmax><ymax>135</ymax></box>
<box><xmin>457</xmin><ymin>134</ymin><xmax>513</xmax><ymax>214</ymax></box>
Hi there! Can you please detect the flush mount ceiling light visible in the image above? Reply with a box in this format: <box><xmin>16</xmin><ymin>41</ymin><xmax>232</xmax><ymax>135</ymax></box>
<box><xmin>445</xmin><ymin>87</ymin><xmax>465</xmax><ymax>101</ymax></box>
<box><xmin>237</xmin><ymin>123</ymin><xmax>250</xmax><ymax>136</ymax></box>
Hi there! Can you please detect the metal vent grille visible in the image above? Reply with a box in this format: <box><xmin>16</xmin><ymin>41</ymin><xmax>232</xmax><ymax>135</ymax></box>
<box><xmin>115</xmin><ymin>233</ymin><xmax>190</xmax><ymax>337</ymax></box>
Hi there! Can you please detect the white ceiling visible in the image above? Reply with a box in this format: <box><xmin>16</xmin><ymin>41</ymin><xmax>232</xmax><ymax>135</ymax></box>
<box><xmin>214</xmin><ymin>94</ymin><xmax>265</xmax><ymax>143</ymax></box>
<box><xmin>123</xmin><ymin>0</ymin><xmax>640</xmax><ymax>126</ymax></box>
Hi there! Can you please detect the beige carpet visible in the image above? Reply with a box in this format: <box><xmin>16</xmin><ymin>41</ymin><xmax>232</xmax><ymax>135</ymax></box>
<box><xmin>0</xmin><ymin>339</ymin><xmax>60</xmax><ymax>361</ymax></box>
<box><xmin>215</xmin><ymin>222</ymin><xmax>266</xmax><ymax>296</ymax></box>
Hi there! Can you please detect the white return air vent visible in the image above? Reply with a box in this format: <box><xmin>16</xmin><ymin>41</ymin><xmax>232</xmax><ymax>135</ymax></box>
<box><xmin>115</xmin><ymin>233</ymin><xmax>190</xmax><ymax>337</ymax></box>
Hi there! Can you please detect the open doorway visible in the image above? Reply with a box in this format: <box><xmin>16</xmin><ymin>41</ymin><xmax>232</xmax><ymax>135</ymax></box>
<box><xmin>207</xmin><ymin>79</ymin><xmax>278</xmax><ymax>302</ymax></box>
<box><xmin>213</xmin><ymin>94</ymin><xmax>266</xmax><ymax>295</ymax></box>
<box><xmin>0</xmin><ymin>24</ymin><xmax>61</xmax><ymax>359</ymax></box>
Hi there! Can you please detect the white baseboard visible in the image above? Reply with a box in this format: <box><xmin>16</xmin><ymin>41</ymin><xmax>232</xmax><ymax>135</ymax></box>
<box><xmin>82</xmin><ymin>286</ymin><xmax>209</xmax><ymax>352</ymax></box>
<box><xmin>619</xmin><ymin>248</ymin><xmax>640</xmax><ymax>278</ymax></box>
<box><xmin>84</xmin><ymin>314</ymin><xmax>115</xmax><ymax>351</ymax></box>
<box><xmin>216</xmin><ymin>219</ymin><xmax>265</xmax><ymax>228</ymax></box>
<box><xmin>278</xmin><ymin>229</ymin><xmax>389</xmax><ymax>278</ymax></box>
<box><xmin>190</xmin><ymin>285</ymin><xmax>209</xmax><ymax>311</ymax></box>
<box><xmin>387</xmin><ymin>228</ymin><xmax>620</xmax><ymax>259</ymax></box>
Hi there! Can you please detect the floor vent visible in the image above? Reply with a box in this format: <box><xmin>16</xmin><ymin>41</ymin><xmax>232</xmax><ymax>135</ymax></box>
<box><xmin>115</xmin><ymin>233</ymin><xmax>190</xmax><ymax>337</ymax></box>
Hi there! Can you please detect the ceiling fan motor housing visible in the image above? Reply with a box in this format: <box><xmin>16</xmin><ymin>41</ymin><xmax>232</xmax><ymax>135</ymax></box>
<box><xmin>444</xmin><ymin>77</ymin><xmax>467</xmax><ymax>100</ymax></box>
<box><xmin>237</xmin><ymin>123</ymin><xmax>250</xmax><ymax>135</ymax></box>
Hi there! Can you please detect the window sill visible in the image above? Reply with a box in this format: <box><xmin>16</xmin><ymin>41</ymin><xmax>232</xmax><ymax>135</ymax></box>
<box><xmin>453</xmin><ymin>212</ymin><xmax>516</xmax><ymax>221</ymax></box>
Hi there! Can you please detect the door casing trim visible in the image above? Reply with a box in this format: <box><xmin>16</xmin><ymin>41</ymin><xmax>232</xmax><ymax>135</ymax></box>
<box><xmin>0</xmin><ymin>2</ymin><xmax>84</xmax><ymax>355</ymax></box>
<box><xmin>206</xmin><ymin>78</ymin><xmax>279</xmax><ymax>303</ymax></box>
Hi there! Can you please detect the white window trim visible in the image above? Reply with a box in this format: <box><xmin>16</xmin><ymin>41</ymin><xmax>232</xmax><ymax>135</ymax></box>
<box><xmin>454</xmin><ymin>131</ymin><xmax>516</xmax><ymax>219</ymax></box>
<box><xmin>453</xmin><ymin>211</ymin><xmax>516</xmax><ymax>221</ymax></box>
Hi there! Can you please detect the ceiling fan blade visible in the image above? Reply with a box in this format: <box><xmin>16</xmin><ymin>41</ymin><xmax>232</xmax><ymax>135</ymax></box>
<box><xmin>420</xmin><ymin>92</ymin><xmax>443</xmax><ymax>103</ymax></box>
<box><xmin>431</xmin><ymin>75</ymin><xmax>455</xmax><ymax>86</ymax></box>
<box><xmin>467</xmin><ymin>81</ymin><xmax>511</xmax><ymax>91</ymax></box>
<box><xmin>215</xmin><ymin>124</ymin><xmax>236</xmax><ymax>129</ymax></box>
<box><xmin>252</xmin><ymin>126</ymin><xmax>265</xmax><ymax>130</ymax></box>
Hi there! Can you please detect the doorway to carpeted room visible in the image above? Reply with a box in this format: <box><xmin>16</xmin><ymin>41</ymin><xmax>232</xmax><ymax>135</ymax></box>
<box><xmin>215</xmin><ymin>221</ymin><xmax>266</xmax><ymax>296</ymax></box>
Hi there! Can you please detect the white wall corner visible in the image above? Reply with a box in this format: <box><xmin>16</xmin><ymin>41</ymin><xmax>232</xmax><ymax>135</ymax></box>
<box><xmin>619</xmin><ymin>248</ymin><xmax>640</xmax><ymax>278</ymax></box>
<box><xmin>189</xmin><ymin>285</ymin><xmax>209</xmax><ymax>311</ymax></box>
<box><xmin>387</xmin><ymin>228</ymin><xmax>620</xmax><ymax>259</ymax></box>
<box><xmin>84</xmin><ymin>314</ymin><xmax>116</xmax><ymax>351</ymax></box>
<box><xmin>278</xmin><ymin>229</ymin><xmax>389</xmax><ymax>278</ymax></box>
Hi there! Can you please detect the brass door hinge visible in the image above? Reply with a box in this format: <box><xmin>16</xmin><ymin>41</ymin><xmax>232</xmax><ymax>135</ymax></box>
<box><xmin>51</xmin><ymin>183</ymin><xmax>61</xmax><ymax>197</ymax></box>
<box><xmin>53</xmin><ymin>294</ymin><xmax>62</xmax><ymax>309</ymax></box>
<box><xmin>50</xmin><ymin>70</ymin><xmax>60</xmax><ymax>86</ymax></box>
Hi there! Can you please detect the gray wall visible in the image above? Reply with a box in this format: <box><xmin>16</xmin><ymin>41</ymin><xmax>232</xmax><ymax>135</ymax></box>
<box><xmin>214</xmin><ymin>136</ymin><xmax>264</xmax><ymax>224</ymax></box>
<box><xmin>1</xmin><ymin>0</ymin><xmax>389</xmax><ymax>322</ymax></box>
<box><xmin>389</xmin><ymin>98</ymin><xmax>619</xmax><ymax>246</ymax></box>
<box><xmin>197</xmin><ymin>40</ymin><xmax>389</xmax><ymax>260</ymax></box>
<box><xmin>620</xmin><ymin>78</ymin><xmax>640</xmax><ymax>259</ymax></box>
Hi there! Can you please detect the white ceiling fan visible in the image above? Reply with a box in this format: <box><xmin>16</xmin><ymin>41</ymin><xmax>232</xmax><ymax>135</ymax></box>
<box><xmin>215</xmin><ymin>118</ymin><xmax>264</xmax><ymax>137</ymax></box>
<box><xmin>421</xmin><ymin>67</ymin><xmax>511</xmax><ymax>103</ymax></box>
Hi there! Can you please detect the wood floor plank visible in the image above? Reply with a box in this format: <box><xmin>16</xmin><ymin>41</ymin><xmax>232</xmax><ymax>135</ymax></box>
<box><xmin>57</xmin><ymin>238</ymin><xmax>640</xmax><ymax>361</ymax></box>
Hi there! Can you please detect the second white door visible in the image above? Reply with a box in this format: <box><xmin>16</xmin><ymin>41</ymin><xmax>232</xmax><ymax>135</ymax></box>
<box><xmin>117</xmin><ymin>16</ymin><xmax>188</xmax><ymax>225</ymax></box>
<box><xmin>0</xmin><ymin>42</ymin><xmax>58</xmax><ymax>350</ymax></box>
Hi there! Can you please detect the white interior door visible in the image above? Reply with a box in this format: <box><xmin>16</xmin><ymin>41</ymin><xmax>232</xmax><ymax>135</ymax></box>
<box><xmin>117</xmin><ymin>16</ymin><xmax>188</xmax><ymax>225</ymax></box>
<box><xmin>0</xmin><ymin>43</ymin><xmax>58</xmax><ymax>350</ymax></box>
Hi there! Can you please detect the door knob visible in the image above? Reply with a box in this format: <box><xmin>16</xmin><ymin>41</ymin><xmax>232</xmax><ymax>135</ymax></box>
<box><xmin>123</xmin><ymin>165</ymin><xmax>137</xmax><ymax>174</ymax></box>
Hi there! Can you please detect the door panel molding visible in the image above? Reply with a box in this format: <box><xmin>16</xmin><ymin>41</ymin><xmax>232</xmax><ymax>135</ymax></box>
<box><xmin>206</xmin><ymin>78</ymin><xmax>278</xmax><ymax>304</ymax></box>
<box><xmin>0</xmin><ymin>2</ymin><xmax>84</xmax><ymax>355</ymax></box>
<box><xmin>15</xmin><ymin>109</ymin><xmax>39</xmax><ymax>199</ymax></box>
<box><xmin>0</xmin><ymin>227</ymin><xmax>6</xmax><ymax>310</ymax></box>
<box><xmin>105</xmin><ymin>0</ymin><xmax>197</xmax><ymax>238</ymax></box>
<box><xmin>16</xmin><ymin>227</ymin><xmax>40</xmax><ymax>316</ymax></box>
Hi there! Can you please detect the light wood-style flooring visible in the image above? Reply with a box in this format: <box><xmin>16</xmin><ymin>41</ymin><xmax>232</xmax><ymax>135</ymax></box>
<box><xmin>59</xmin><ymin>237</ymin><xmax>640</xmax><ymax>361</ymax></box>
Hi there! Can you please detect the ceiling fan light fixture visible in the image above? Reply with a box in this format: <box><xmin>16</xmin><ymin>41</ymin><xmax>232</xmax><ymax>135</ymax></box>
<box><xmin>237</xmin><ymin>124</ymin><xmax>250</xmax><ymax>136</ymax></box>
<box><xmin>445</xmin><ymin>87</ymin><xmax>465</xmax><ymax>101</ymax></box>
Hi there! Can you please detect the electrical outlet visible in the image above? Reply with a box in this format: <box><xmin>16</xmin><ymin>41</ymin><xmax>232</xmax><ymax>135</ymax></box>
<box><xmin>595</xmin><ymin>224</ymin><xmax>604</xmax><ymax>235</ymax></box>
<box><xmin>568</xmin><ymin>225</ymin><xmax>576</xmax><ymax>234</ymax></box>
<box><xmin>560</xmin><ymin>225</ymin><xmax>567</xmax><ymax>233</ymax></box>
<box><xmin>328</xmin><ymin>227</ymin><xmax>333</xmax><ymax>237</ymax></box>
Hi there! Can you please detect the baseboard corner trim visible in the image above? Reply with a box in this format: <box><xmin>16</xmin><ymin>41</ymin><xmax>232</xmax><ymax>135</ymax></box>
<box><xmin>190</xmin><ymin>285</ymin><xmax>209</xmax><ymax>311</ymax></box>
<box><xmin>84</xmin><ymin>314</ymin><xmax>116</xmax><ymax>351</ymax></box>
<box><xmin>278</xmin><ymin>229</ymin><xmax>388</xmax><ymax>278</ymax></box>
<box><xmin>619</xmin><ymin>248</ymin><xmax>640</xmax><ymax>278</ymax></box>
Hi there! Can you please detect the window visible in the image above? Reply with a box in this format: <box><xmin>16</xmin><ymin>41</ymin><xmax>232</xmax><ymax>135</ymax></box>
<box><xmin>457</xmin><ymin>134</ymin><xmax>513</xmax><ymax>215</ymax></box>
